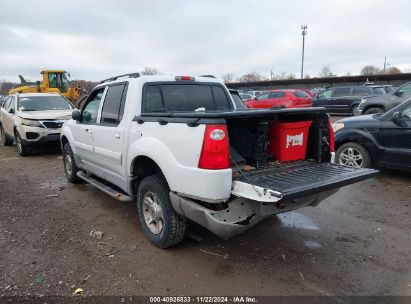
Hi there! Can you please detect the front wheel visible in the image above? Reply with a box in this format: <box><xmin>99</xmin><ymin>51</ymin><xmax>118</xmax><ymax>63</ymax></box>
<box><xmin>136</xmin><ymin>175</ymin><xmax>187</xmax><ymax>248</ymax></box>
<box><xmin>63</xmin><ymin>143</ymin><xmax>82</xmax><ymax>183</ymax></box>
<box><xmin>15</xmin><ymin>132</ymin><xmax>29</xmax><ymax>156</ymax></box>
<box><xmin>336</xmin><ymin>142</ymin><xmax>371</xmax><ymax>168</ymax></box>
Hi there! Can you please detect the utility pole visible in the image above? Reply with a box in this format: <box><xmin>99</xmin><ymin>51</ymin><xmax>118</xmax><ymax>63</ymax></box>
<box><xmin>300</xmin><ymin>25</ymin><xmax>307</xmax><ymax>79</ymax></box>
<box><xmin>383</xmin><ymin>56</ymin><xmax>387</xmax><ymax>72</ymax></box>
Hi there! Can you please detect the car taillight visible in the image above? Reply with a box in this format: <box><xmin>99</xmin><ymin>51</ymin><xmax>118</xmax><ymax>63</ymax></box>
<box><xmin>328</xmin><ymin>118</ymin><xmax>335</xmax><ymax>152</ymax></box>
<box><xmin>198</xmin><ymin>125</ymin><xmax>230</xmax><ymax>170</ymax></box>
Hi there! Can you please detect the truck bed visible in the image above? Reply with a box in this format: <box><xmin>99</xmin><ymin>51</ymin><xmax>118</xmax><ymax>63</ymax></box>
<box><xmin>233</xmin><ymin>161</ymin><xmax>378</xmax><ymax>200</ymax></box>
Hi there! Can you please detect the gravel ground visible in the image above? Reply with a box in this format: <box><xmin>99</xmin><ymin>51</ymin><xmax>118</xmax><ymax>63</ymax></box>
<box><xmin>0</xmin><ymin>132</ymin><xmax>410</xmax><ymax>297</ymax></box>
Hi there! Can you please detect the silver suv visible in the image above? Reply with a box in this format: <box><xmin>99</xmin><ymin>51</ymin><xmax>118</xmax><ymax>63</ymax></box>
<box><xmin>0</xmin><ymin>93</ymin><xmax>74</xmax><ymax>156</ymax></box>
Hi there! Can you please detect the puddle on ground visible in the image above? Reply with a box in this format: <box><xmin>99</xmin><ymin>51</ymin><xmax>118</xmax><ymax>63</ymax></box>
<box><xmin>304</xmin><ymin>240</ymin><xmax>322</xmax><ymax>249</ymax></box>
<box><xmin>277</xmin><ymin>211</ymin><xmax>319</xmax><ymax>230</ymax></box>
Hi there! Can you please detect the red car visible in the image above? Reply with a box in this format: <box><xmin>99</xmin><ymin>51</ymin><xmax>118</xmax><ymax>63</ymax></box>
<box><xmin>244</xmin><ymin>89</ymin><xmax>312</xmax><ymax>109</ymax></box>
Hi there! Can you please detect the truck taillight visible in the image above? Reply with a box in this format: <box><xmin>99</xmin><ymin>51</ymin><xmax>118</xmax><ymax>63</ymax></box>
<box><xmin>198</xmin><ymin>125</ymin><xmax>230</xmax><ymax>170</ymax></box>
<box><xmin>328</xmin><ymin>118</ymin><xmax>335</xmax><ymax>152</ymax></box>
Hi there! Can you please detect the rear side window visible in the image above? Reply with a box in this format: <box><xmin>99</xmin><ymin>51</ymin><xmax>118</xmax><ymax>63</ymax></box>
<box><xmin>269</xmin><ymin>92</ymin><xmax>286</xmax><ymax>98</ymax></box>
<box><xmin>293</xmin><ymin>91</ymin><xmax>309</xmax><ymax>98</ymax></box>
<box><xmin>352</xmin><ymin>87</ymin><xmax>371</xmax><ymax>96</ymax></box>
<box><xmin>371</xmin><ymin>87</ymin><xmax>385</xmax><ymax>95</ymax></box>
<box><xmin>212</xmin><ymin>86</ymin><xmax>231</xmax><ymax>110</ymax></box>
<box><xmin>145</xmin><ymin>86</ymin><xmax>163</xmax><ymax>112</ymax></box>
<box><xmin>101</xmin><ymin>84</ymin><xmax>127</xmax><ymax>125</ymax></box>
<box><xmin>144</xmin><ymin>84</ymin><xmax>232</xmax><ymax>112</ymax></box>
<box><xmin>332</xmin><ymin>88</ymin><xmax>352</xmax><ymax>97</ymax></box>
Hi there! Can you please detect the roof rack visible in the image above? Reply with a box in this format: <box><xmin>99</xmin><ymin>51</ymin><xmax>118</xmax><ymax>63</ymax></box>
<box><xmin>100</xmin><ymin>72</ymin><xmax>140</xmax><ymax>84</ymax></box>
<box><xmin>199</xmin><ymin>75</ymin><xmax>216</xmax><ymax>78</ymax></box>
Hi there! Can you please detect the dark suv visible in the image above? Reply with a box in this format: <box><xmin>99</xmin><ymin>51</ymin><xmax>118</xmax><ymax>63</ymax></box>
<box><xmin>313</xmin><ymin>86</ymin><xmax>385</xmax><ymax>115</ymax></box>
<box><xmin>357</xmin><ymin>81</ymin><xmax>411</xmax><ymax>115</ymax></box>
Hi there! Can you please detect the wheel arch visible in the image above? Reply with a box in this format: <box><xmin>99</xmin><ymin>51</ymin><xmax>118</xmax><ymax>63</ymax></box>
<box><xmin>130</xmin><ymin>155</ymin><xmax>165</xmax><ymax>195</ymax></box>
<box><xmin>335</xmin><ymin>130</ymin><xmax>379</xmax><ymax>163</ymax></box>
<box><xmin>362</xmin><ymin>104</ymin><xmax>385</xmax><ymax>114</ymax></box>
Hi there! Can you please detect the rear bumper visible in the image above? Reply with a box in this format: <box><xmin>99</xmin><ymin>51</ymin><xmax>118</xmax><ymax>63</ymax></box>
<box><xmin>170</xmin><ymin>190</ymin><xmax>337</xmax><ymax>239</ymax></box>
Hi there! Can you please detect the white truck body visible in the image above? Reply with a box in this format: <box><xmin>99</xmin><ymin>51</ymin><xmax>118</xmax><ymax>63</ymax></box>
<box><xmin>61</xmin><ymin>73</ymin><xmax>377</xmax><ymax>245</ymax></box>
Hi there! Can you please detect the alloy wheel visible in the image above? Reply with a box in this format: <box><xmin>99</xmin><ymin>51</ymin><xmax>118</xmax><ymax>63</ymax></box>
<box><xmin>142</xmin><ymin>191</ymin><xmax>164</xmax><ymax>235</ymax></box>
<box><xmin>338</xmin><ymin>147</ymin><xmax>363</xmax><ymax>168</ymax></box>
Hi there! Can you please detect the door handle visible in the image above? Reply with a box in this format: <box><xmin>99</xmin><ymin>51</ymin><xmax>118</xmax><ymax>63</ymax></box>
<box><xmin>85</xmin><ymin>128</ymin><xmax>93</xmax><ymax>134</ymax></box>
<box><xmin>114</xmin><ymin>133</ymin><xmax>120</xmax><ymax>139</ymax></box>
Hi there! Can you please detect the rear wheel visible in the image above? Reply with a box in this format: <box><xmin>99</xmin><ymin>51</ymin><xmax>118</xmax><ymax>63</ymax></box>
<box><xmin>63</xmin><ymin>143</ymin><xmax>82</xmax><ymax>183</ymax></box>
<box><xmin>15</xmin><ymin>131</ymin><xmax>29</xmax><ymax>156</ymax></box>
<box><xmin>0</xmin><ymin>125</ymin><xmax>13</xmax><ymax>146</ymax></box>
<box><xmin>364</xmin><ymin>107</ymin><xmax>383</xmax><ymax>115</ymax></box>
<box><xmin>136</xmin><ymin>175</ymin><xmax>187</xmax><ymax>248</ymax></box>
<box><xmin>336</xmin><ymin>142</ymin><xmax>371</xmax><ymax>168</ymax></box>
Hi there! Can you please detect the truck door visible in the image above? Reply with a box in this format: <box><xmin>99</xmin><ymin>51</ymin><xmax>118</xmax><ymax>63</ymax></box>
<box><xmin>92</xmin><ymin>83</ymin><xmax>128</xmax><ymax>180</ymax></box>
<box><xmin>70</xmin><ymin>87</ymin><xmax>106</xmax><ymax>167</ymax></box>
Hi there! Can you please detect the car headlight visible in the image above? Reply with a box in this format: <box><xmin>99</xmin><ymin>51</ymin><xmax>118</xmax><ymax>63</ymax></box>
<box><xmin>21</xmin><ymin>119</ymin><xmax>44</xmax><ymax>128</ymax></box>
<box><xmin>332</xmin><ymin>122</ymin><xmax>344</xmax><ymax>132</ymax></box>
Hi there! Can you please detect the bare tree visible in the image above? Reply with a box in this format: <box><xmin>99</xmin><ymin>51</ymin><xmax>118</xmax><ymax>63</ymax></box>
<box><xmin>237</xmin><ymin>72</ymin><xmax>263</xmax><ymax>82</ymax></box>
<box><xmin>319</xmin><ymin>65</ymin><xmax>333</xmax><ymax>78</ymax></box>
<box><xmin>287</xmin><ymin>73</ymin><xmax>296</xmax><ymax>80</ymax></box>
<box><xmin>141</xmin><ymin>67</ymin><xmax>161</xmax><ymax>75</ymax></box>
<box><xmin>386</xmin><ymin>66</ymin><xmax>401</xmax><ymax>75</ymax></box>
<box><xmin>222</xmin><ymin>73</ymin><xmax>236</xmax><ymax>83</ymax></box>
<box><xmin>361</xmin><ymin>65</ymin><xmax>380</xmax><ymax>75</ymax></box>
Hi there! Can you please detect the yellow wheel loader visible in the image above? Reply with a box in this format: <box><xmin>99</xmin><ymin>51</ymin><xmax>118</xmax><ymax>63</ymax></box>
<box><xmin>9</xmin><ymin>70</ymin><xmax>83</xmax><ymax>102</ymax></box>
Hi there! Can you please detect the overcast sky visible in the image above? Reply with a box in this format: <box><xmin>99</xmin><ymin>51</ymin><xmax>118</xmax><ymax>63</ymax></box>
<box><xmin>1</xmin><ymin>0</ymin><xmax>410</xmax><ymax>82</ymax></box>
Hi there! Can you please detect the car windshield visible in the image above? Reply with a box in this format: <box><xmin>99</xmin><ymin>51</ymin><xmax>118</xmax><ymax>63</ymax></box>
<box><xmin>18</xmin><ymin>95</ymin><xmax>73</xmax><ymax>111</ymax></box>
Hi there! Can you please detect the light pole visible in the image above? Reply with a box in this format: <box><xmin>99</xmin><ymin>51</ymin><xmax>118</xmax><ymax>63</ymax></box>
<box><xmin>300</xmin><ymin>25</ymin><xmax>307</xmax><ymax>79</ymax></box>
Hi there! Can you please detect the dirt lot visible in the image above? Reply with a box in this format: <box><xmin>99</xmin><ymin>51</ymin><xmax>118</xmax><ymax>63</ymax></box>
<box><xmin>0</xmin><ymin>140</ymin><xmax>410</xmax><ymax>297</ymax></box>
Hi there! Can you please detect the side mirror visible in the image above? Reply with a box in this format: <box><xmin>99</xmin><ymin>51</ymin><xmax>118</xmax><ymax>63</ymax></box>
<box><xmin>72</xmin><ymin>109</ymin><xmax>81</xmax><ymax>122</ymax></box>
<box><xmin>395</xmin><ymin>91</ymin><xmax>404</xmax><ymax>97</ymax></box>
<box><xmin>8</xmin><ymin>108</ymin><xmax>14</xmax><ymax>114</ymax></box>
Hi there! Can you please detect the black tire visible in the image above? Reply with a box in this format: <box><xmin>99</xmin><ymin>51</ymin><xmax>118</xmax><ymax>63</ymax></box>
<box><xmin>336</xmin><ymin>142</ymin><xmax>372</xmax><ymax>168</ymax></box>
<box><xmin>63</xmin><ymin>143</ymin><xmax>82</xmax><ymax>183</ymax></box>
<box><xmin>0</xmin><ymin>125</ymin><xmax>13</xmax><ymax>146</ymax></box>
<box><xmin>364</xmin><ymin>107</ymin><xmax>384</xmax><ymax>115</ymax></box>
<box><xmin>136</xmin><ymin>175</ymin><xmax>187</xmax><ymax>248</ymax></box>
<box><xmin>15</xmin><ymin>131</ymin><xmax>29</xmax><ymax>156</ymax></box>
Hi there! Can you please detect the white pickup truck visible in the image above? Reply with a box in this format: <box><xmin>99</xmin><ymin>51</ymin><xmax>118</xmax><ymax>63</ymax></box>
<box><xmin>61</xmin><ymin>73</ymin><xmax>377</xmax><ymax>248</ymax></box>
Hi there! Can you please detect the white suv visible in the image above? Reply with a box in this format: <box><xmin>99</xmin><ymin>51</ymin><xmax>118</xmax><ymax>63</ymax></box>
<box><xmin>0</xmin><ymin>93</ymin><xmax>74</xmax><ymax>156</ymax></box>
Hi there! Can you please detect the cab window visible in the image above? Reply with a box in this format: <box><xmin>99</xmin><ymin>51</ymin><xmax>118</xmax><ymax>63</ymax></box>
<box><xmin>100</xmin><ymin>83</ymin><xmax>128</xmax><ymax>126</ymax></box>
<box><xmin>81</xmin><ymin>87</ymin><xmax>105</xmax><ymax>123</ymax></box>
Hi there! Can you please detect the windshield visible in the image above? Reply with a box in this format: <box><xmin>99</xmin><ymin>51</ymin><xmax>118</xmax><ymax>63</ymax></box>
<box><xmin>18</xmin><ymin>96</ymin><xmax>73</xmax><ymax>111</ymax></box>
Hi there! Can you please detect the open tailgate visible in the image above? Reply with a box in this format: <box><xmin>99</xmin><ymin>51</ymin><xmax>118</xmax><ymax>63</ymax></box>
<box><xmin>232</xmin><ymin>161</ymin><xmax>378</xmax><ymax>202</ymax></box>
